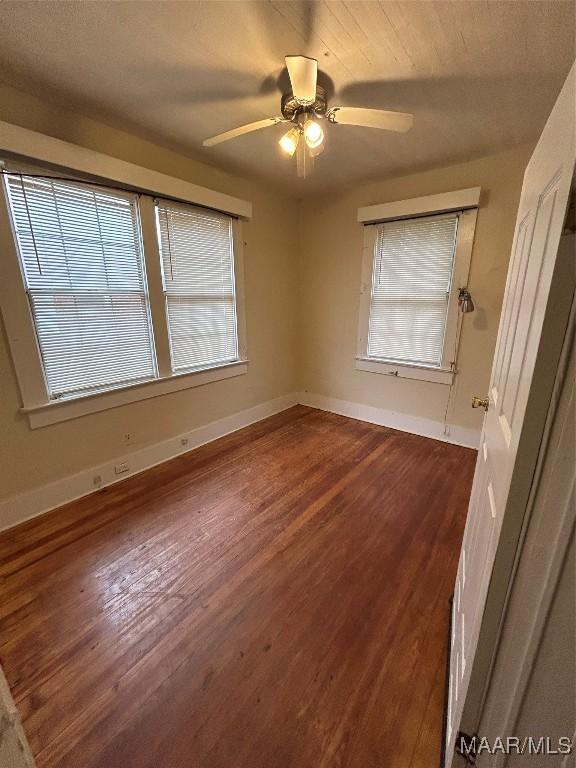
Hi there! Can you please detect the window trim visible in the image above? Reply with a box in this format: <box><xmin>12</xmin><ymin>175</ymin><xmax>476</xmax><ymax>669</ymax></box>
<box><xmin>20</xmin><ymin>360</ymin><xmax>249</xmax><ymax>429</ymax></box>
<box><xmin>0</xmin><ymin>119</ymin><xmax>252</xmax><ymax>219</ymax></box>
<box><xmin>0</xmin><ymin>163</ymin><xmax>249</xmax><ymax>429</ymax></box>
<box><xmin>357</xmin><ymin>186</ymin><xmax>481</xmax><ymax>224</ymax></box>
<box><xmin>356</xmin><ymin>193</ymin><xmax>479</xmax><ymax>385</ymax></box>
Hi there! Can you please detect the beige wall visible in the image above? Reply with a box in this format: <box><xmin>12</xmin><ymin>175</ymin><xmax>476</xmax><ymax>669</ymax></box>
<box><xmin>0</xmin><ymin>84</ymin><xmax>299</xmax><ymax>502</ymax></box>
<box><xmin>297</xmin><ymin>145</ymin><xmax>531</xmax><ymax>435</ymax></box>
<box><xmin>0</xmin><ymin>82</ymin><xmax>531</xmax><ymax>511</ymax></box>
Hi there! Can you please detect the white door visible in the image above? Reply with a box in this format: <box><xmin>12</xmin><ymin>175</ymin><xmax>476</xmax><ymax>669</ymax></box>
<box><xmin>445</xmin><ymin>63</ymin><xmax>576</xmax><ymax>763</ymax></box>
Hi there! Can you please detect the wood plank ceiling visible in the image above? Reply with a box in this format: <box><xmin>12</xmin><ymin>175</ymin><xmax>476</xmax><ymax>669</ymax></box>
<box><xmin>0</xmin><ymin>1</ymin><xmax>574</xmax><ymax>196</ymax></box>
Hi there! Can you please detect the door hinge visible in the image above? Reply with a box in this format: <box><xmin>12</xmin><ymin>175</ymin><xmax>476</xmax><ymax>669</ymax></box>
<box><xmin>456</xmin><ymin>731</ymin><xmax>479</xmax><ymax>765</ymax></box>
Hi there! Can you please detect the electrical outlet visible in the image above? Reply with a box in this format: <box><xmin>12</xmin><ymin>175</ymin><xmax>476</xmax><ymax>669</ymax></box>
<box><xmin>93</xmin><ymin>475</ymin><xmax>102</xmax><ymax>487</ymax></box>
<box><xmin>181</xmin><ymin>437</ymin><xmax>189</xmax><ymax>448</ymax></box>
<box><xmin>115</xmin><ymin>461</ymin><xmax>130</xmax><ymax>475</ymax></box>
<box><xmin>124</xmin><ymin>433</ymin><xmax>132</xmax><ymax>445</ymax></box>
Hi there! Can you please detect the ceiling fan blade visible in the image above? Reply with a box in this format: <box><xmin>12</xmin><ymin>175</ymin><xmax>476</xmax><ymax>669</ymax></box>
<box><xmin>328</xmin><ymin>107</ymin><xmax>414</xmax><ymax>133</ymax></box>
<box><xmin>285</xmin><ymin>55</ymin><xmax>317</xmax><ymax>105</ymax></box>
<box><xmin>203</xmin><ymin>117</ymin><xmax>284</xmax><ymax>147</ymax></box>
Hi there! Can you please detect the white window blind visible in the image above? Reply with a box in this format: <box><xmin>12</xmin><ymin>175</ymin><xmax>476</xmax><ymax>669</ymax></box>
<box><xmin>4</xmin><ymin>175</ymin><xmax>156</xmax><ymax>399</ymax></box>
<box><xmin>367</xmin><ymin>213</ymin><xmax>459</xmax><ymax>367</ymax></box>
<box><xmin>156</xmin><ymin>200</ymin><xmax>238</xmax><ymax>373</ymax></box>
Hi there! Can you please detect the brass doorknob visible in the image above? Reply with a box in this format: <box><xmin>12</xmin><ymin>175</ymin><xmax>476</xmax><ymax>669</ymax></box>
<box><xmin>472</xmin><ymin>395</ymin><xmax>489</xmax><ymax>411</ymax></box>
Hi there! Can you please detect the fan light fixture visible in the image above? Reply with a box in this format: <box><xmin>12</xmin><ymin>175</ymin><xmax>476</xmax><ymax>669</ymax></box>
<box><xmin>303</xmin><ymin>118</ymin><xmax>324</xmax><ymax>149</ymax></box>
<box><xmin>203</xmin><ymin>55</ymin><xmax>415</xmax><ymax>178</ymax></box>
<box><xmin>279</xmin><ymin>126</ymin><xmax>300</xmax><ymax>156</ymax></box>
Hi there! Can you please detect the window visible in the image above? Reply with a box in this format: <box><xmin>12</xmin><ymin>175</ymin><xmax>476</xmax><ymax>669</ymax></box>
<box><xmin>5</xmin><ymin>175</ymin><xmax>156</xmax><ymax>398</ymax></box>
<box><xmin>367</xmin><ymin>213</ymin><xmax>458</xmax><ymax>367</ymax></box>
<box><xmin>0</xmin><ymin>167</ymin><xmax>248</xmax><ymax>427</ymax></box>
<box><xmin>357</xmin><ymin>191</ymin><xmax>479</xmax><ymax>384</ymax></box>
<box><xmin>156</xmin><ymin>200</ymin><xmax>238</xmax><ymax>373</ymax></box>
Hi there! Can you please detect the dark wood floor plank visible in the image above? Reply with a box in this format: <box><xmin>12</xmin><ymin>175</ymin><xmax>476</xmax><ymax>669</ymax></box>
<box><xmin>0</xmin><ymin>406</ymin><xmax>476</xmax><ymax>768</ymax></box>
<box><xmin>2</xmin><ymin>413</ymin><xmax>385</xmax><ymax>706</ymax></box>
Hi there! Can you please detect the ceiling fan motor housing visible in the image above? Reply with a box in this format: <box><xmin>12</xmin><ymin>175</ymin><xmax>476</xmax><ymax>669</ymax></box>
<box><xmin>281</xmin><ymin>85</ymin><xmax>328</xmax><ymax>121</ymax></box>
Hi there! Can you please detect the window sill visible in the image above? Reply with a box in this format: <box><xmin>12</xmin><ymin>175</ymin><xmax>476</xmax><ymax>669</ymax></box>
<box><xmin>355</xmin><ymin>357</ymin><xmax>453</xmax><ymax>385</ymax></box>
<box><xmin>21</xmin><ymin>359</ymin><xmax>249</xmax><ymax>429</ymax></box>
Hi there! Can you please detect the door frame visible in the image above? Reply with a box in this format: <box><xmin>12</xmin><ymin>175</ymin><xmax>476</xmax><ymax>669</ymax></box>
<box><xmin>455</xmin><ymin>208</ymin><xmax>575</xmax><ymax>754</ymax></box>
<box><xmin>478</xmin><ymin>264</ymin><xmax>575</xmax><ymax>765</ymax></box>
<box><xmin>448</xmin><ymin>63</ymin><xmax>576</xmax><ymax>763</ymax></box>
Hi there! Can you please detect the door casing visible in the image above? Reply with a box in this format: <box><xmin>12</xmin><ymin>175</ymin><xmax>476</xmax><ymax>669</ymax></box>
<box><xmin>446</xmin><ymin>62</ymin><xmax>576</xmax><ymax>765</ymax></box>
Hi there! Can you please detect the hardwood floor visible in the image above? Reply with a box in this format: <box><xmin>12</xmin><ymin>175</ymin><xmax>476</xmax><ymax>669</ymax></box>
<box><xmin>0</xmin><ymin>406</ymin><xmax>476</xmax><ymax>768</ymax></box>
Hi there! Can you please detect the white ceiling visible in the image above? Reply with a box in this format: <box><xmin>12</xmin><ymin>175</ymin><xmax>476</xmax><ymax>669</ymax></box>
<box><xmin>0</xmin><ymin>1</ymin><xmax>574</xmax><ymax>197</ymax></box>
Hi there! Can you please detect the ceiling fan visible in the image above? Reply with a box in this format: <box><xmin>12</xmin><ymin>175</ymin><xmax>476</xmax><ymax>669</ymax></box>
<box><xmin>202</xmin><ymin>55</ymin><xmax>414</xmax><ymax>178</ymax></box>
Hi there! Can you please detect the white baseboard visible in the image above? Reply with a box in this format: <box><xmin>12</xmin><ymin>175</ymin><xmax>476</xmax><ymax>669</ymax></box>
<box><xmin>0</xmin><ymin>390</ymin><xmax>479</xmax><ymax>533</ymax></box>
<box><xmin>0</xmin><ymin>393</ymin><xmax>298</xmax><ymax>532</ymax></box>
<box><xmin>298</xmin><ymin>392</ymin><xmax>481</xmax><ymax>450</ymax></box>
